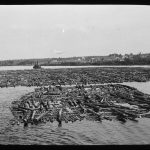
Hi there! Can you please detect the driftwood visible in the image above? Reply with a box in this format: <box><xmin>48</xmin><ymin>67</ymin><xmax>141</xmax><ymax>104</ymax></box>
<box><xmin>0</xmin><ymin>67</ymin><xmax>150</xmax><ymax>88</ymax></box>
<box><xmin>10</xmin><ymin>83</ymin><xmax>150</xmax><ymax>126</ymax></box>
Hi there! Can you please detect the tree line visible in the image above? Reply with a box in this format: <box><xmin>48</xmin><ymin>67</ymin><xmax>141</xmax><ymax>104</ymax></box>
<box><xmin>0</xmin><ymin>53</ymin><xmax>150</xmax><ymax>66</ymax></box>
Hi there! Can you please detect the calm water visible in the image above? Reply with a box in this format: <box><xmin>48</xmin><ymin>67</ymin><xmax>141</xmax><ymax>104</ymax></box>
<box><xmin>0</xmin><ymin>65</ymin><xmax>150</xmax><ymax>71</ymax></box>
<box><xmin>0</xmin><ymin>82</ymin><xmax>150</xmax><ymax>144</ymax></box>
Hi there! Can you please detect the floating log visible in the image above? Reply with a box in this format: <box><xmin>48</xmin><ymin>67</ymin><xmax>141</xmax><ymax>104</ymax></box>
<box><xmin>10</xmin><ymin>83</ymin><xmax>150</xmax><ymax>126</ymax></box>
<box><xmin>87</xmin><ymin>108</ymin><xmax>103</xmax><ymax>118</ymax></box>
<box><xmin>35</xmin><ymin>111</ymin><xmax>50</xmax><ymax>122</ymax></box>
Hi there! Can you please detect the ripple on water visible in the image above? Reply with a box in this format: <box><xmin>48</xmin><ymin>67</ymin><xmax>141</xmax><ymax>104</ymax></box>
<box><xmin>1</xmin><ymin>85</ymin><xmax>150</xmax><ymax>144</ymax></box>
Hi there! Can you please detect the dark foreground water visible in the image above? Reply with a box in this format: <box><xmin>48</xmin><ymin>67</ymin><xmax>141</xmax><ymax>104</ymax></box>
<box><xmin>1</xmin><ymin>82</ymin><xmax>150</xmax><ymax>145</ymax></box>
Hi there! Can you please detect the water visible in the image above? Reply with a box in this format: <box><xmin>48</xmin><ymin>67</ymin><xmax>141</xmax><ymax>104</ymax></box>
<box><xmin>0</xmin><ymin>65</ymin><xmax>150</xmax><ymax>71</ymax></box>
<box><xmin>0</xmin><ymin>82</ymin><xmax>150</xmax><ymax>144</ymax></box>
<box><xmin>122</xmin><ymin>81</ymin><xmax>150</xmax><ymax>95</ymax></box>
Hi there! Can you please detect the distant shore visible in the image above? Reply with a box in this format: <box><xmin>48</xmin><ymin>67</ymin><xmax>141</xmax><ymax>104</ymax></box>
<box><xmin>0</xmin><ymin>64</ymin><xmax>150</xmax><ymax>67</ymax></box>
<box><xmin>0</xmin><ymin>53</ymin><xmax>150</xmax><ymax>66</ymax></box>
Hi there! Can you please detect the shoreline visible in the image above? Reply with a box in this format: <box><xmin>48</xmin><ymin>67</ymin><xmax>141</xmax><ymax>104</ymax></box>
<box><xmin>0</xmin><ymin>65</ymin><xmax>150</xmax><ymax>72</ymax></box>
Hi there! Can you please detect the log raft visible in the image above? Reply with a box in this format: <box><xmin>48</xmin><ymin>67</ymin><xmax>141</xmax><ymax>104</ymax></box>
<box><xmin>10</xmin><ymin>83</ymin><xmax>150</xmax><ymax>127</ymax></box>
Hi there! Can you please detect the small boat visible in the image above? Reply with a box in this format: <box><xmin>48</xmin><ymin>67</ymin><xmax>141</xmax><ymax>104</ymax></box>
<box><xmin>33</xmin><ymin>61</ymin><xmax>41</xmax><ymax>69</ymax></box>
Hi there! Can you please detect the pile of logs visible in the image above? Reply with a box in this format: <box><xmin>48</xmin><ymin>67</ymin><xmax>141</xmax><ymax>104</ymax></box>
<box><xmin>1</xmin><ymin>67</ymin><xmax>150</xmax><ymax>88</ymax></box>
<box><xmin>10</xmin><ymin>84</ymin><xmax>150</xmax><ymax>127</ymax></box>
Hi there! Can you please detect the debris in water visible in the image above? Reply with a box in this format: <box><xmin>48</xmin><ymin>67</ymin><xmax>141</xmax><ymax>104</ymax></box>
<box><xmin>10</xmin><ymin>84</ymin><xmax>150</xmax><ymax>127</ymax></box>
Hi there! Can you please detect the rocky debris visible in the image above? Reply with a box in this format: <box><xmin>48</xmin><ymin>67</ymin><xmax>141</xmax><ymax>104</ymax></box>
<box><xmin>10</xmin><ymin>83</ymin><xmax>150</xmax><ymax>127</ymax></box>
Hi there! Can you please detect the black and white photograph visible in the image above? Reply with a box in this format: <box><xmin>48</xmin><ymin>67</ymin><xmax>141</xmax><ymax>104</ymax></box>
<box><xmin>0</xmin><ymin>5</ymin><xmax>150</xmax><ymax>145</ymax></box>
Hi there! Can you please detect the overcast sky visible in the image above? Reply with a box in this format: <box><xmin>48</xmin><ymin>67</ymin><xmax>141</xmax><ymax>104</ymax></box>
<box><xmin>0</xmin><ymin>5</ymin><xmax>150</xmax><ymax>60</ymax></box>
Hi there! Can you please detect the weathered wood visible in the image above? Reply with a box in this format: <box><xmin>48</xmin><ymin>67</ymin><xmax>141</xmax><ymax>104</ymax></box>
<box><xmin>10</xmin><ymin>83</ymin><xmax>150</xmax><ymax>126</ymax></box>
<box><xmin>35</xmin><ymin>111</ymin><xmax>50</xmax><ymax>121</ymax></box>
<box><xmin>87</xmin><ymin>108</ymin><xmax>103</xmax><ymax>118</ymax></box>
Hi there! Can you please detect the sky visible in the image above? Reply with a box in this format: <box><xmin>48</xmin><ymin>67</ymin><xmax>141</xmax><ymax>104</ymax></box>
<box><xmin>0</xmin><ymin>5</ymin><xmax>150</xmax><ymax>60</ymax></box>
